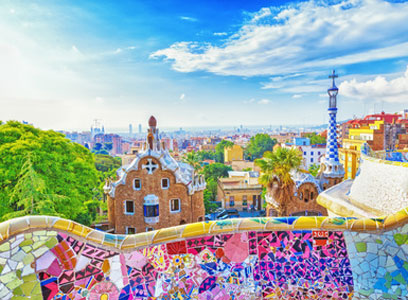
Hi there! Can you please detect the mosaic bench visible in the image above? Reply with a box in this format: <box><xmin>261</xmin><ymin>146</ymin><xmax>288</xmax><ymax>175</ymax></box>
<box><xmin>0</xmin><ymin>211</ymin><xmax>408</xmax><ymax>299</ymax></box>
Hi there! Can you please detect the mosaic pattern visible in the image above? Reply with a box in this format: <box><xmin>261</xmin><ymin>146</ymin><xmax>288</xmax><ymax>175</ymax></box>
<box><xmin>0</xmin><ymin>229</ymin><xmax>353</xmax><ymax>299</ymax></box>
<box><xmin>1</xmin><ymin>214</ymin><xmax>408</xmax><ymax>298</ymax></box>
<box><xmin>345</xmin><ymin>224</ymin><xmax>408</xmax><ymax>299</ymax></box>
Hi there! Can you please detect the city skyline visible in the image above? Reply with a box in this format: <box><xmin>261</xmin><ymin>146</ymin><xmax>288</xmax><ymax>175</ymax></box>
<box><xmin>1</xmin><ymin>0</ymin><xmax>408</xmax><ymax>131</ymax></box>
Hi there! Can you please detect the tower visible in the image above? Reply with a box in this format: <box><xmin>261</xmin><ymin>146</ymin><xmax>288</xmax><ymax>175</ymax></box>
<box><xmin>321</xmin><ymin>70</ymin><xmax>344</xmax><ymax>189</ymax></box>
<box><xmin>129</xmin><ymin>124</ymin><xmax>133</xmax><ymax>136</ymax></box>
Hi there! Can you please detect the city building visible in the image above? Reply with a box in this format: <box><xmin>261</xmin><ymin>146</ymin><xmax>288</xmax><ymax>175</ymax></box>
<box><xmin>217</xmin><ymin>171</ymin><xmax>263</xmax><ymax>211</ymax></box>
<box><xmin>104</xmin><ymin>116</ymin><xmax>206</xmax><ymax>234</ymax></box>
<box><xmin>282</xmin><ymin>137</ymin><xmax>326</xmax><ymax>169</ymax></box>
<box><xmin>224</xmin><ymin>144</ymin><xmax>244</xmax><ymax>163</ymax></box>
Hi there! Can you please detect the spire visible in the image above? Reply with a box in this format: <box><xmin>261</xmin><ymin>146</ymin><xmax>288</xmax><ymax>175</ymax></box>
<box><xmin>321</xmin><ymin>70</ymin><xmax>344</xmax><ymax>183</ymax></box>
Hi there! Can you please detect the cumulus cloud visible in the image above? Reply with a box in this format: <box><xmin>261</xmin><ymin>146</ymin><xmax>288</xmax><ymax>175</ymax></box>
<box><xmin>339</xmin><ymin>66</ymin><xmax>408</xmax><ymax>103</ymax></box>
<box><xmin>151</xmin><ymin>0</ymin><xmax>408</xmax><ymax>77</ymax></box>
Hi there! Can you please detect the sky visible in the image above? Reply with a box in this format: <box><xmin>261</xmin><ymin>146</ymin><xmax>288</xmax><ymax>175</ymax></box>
<box><xmin>1</xmin><ymin>0</ymin><xmax>408</xmax><ymax>131</ymax></box>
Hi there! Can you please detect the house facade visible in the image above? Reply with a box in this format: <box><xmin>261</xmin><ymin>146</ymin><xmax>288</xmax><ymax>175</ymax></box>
<box><xmin>104</xmin><ymin>116</ymin><xmax>206</xmax><ymax>234</ymax></box>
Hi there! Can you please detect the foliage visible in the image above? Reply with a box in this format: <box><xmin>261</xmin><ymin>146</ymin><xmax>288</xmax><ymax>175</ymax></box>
<box><xmin>196</xmin><ymin>150</ymin><xmax>215</xmax><ymax>161</ymax></box>
<box><xmin>203</xmin><ymin>178</ymin><xmax>218</xmax><ymax>213</ymax></box>
<box><xmin>215</xmin><ymin>140</ymin><xmax>234</xmax><ymax>163</ymax></box>
<box><xmin>242</xmin><ymin>167</ymin><xmax>252</xmax><ymax>171</ymax></box>
<box><xmin>94</xmin><ymin>154</ymin><xmax>121</xmax><ymax>173</ymax></box>
<box><xmin>202</xmin><ymin>163</ymin><xmax>232</xmax><ymax>182</ymax></box>
<box><xmin>255</xmin><ymin>147</ymin><xmax>302</xmax><ymax>216</ymax></box>
<box><xmin>308</xmin><ymin>163</ymin><xmax>320</xmax><ymax>177</ymax></box>
<box><xmin>245</xmin><ymin>134</ymin><xmax>277</xmax><ymax>161</ymax></box>
<box><xmin>202</xmin><ymin>163</ymin><xmax>231</xmax><ymax>213</ymax></box>
<box><xmin>0</xmin><ymin>121</ymin><xmax>99</xmax><ymax>225</ymax></box>
<box><xmin>182</xmin><ymin>151</ymin><xmax>203</xmax><ymax>173</ymax></box>
<box><xmin>304</xmin><ymin>133</ymin><xmax>326</xmax><ymax>145</ymax></box>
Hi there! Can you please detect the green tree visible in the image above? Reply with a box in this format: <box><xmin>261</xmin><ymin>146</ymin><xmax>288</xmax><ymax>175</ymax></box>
<box><xmin>215</xmin><ymin>140</ymin><xmax>234</xmax><ymax>163</ymax></box>
<box><xmin>196</xmin><ymin>150</ymin><xmax>215</xmax><ymax>161</ymax></box>
<box><xmin>0</xmin><ymin>121</ymin><xmax>99</xmax><ymax>225</ymax></box>
<box><xmin>94</xmin><ymin>154</ymin><xmax>121</xmax><ymax>173</ymax></box>
<box><xmin>202</xmin><ymin>163</ymin><xmax>232</xmax><ymax>181</ymax></box>
<box><xmin>304</xmin><ymin>133</ymin><xmax>326</xmax><ymax>145</ymax></box>
<box><xmin>245</xmin><ymin>134</ymin><xmax>277</xmax><ymax>161</ymax></box>
<box><xmin>182</xmin><ymin>151</ymin><xmax>203</xmax><ymax>173</ymax></box>
<box><xmin>308</xmin><ymin>163</ymin><xmax>320</xmax><ymax>177</ymax></box>
<box><xmin>255</xmin><ymin>147</ymin><xmax>302</xmax><ymax>216</ymax></box>
<box><xmin>203</xmin><ymin>178</ymin><xmax>218</xmax><ymax>213</ymax></box>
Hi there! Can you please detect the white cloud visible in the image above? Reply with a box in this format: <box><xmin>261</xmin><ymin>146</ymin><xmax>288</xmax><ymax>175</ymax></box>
<box><xmin>258</xmin><ymin>99</ymin><xmax>270</xmax><ymax>104</ymax></box>
<box><xmin>152</xmin><ymin>0</ymin><xmax>408</xmax><ymax>77</ymax></box>
<box><xmin>339</xmin><ymin>66</ymin><xmax>408</xmax><ymax>103</ymax></box>
<box><xmin>213</xmin><ymin>32</ymin><xmax>227</xmax><ymax>36</ymax></box>
<box><xmin>180</xmin><ymin>16</ymin><xmax>197</xmax><ymax>22</ymax></box>
<box><xmin>180</xmin><ymin>93</ymin><xmax>185</xmax><ymax>100</ymax></box>
<box><xmin>292</xmin><ymin>94</ymin><xmax>302</xmax><ymax>99</ymax></box>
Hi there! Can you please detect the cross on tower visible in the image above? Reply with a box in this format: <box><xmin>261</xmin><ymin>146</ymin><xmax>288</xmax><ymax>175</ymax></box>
<box><xmin>142</xmin><ymin>158</ymin><xmax>158</xmax><ymax>174</ymax></box>
<box><xmin>329</xmin><ymin>70</ymin><xmax>338</xmax><ymax>84</ymax></box>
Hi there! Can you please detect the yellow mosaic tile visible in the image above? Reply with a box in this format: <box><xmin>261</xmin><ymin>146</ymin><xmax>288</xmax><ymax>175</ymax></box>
<box><xmin>53</xmin><ymin>219</ymin><xmax>73</xmax><ymax>232</ymax></box>
<box><xmin>182</xmin><ymin>222</ymin><xmax>212</xmax><ymax>238</ymax></box>
<box><xmin>153</xmin><ymin>226</ymin><xmax>185</xmax><ymax>244</ymax></box>
<box><xmin>293</xmin><ymin>217</ymin><xmax>318</xmax><ymax>229</ymax></box>
<box><xmin>383</xmin><ymin>214</ymin><xmax>398</xmax><ymax>229</ymax></box>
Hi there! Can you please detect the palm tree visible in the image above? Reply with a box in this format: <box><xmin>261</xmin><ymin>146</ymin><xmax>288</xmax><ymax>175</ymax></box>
<box><xmin>182</xmin><ymin>151</ymin><xmax>203</xmax><ymax>173</ymax></box>
<box><xmin>255</xmin><ymin>147</ymin><xmax>302</xmax><ymax>216</ymax></box>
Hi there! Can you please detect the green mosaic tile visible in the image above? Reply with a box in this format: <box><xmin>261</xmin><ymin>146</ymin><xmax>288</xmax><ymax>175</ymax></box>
<box><xmin>23</xmin><ymin>233</ymin><xmax>32</xmax><ymax>239</ymax></box>
<box><xmin>6</xmin><ymin>277</ymin><xmax>23</xmax><ymax>290</ymax></box>
<box><xmin>20</xmin><ymin>279</ymin><xmax>37</xmax><ymax>295</ymax></box>
<box><xmin>45</xmin><ymin>237</ymin><xmax>58</xmax><ymax>248</ymax></box>
<box><xmin>393</xmin><ymin>233</ymin><xmax>408</xmax><ymax>246</ymax></box>
<box><xmin>19</xmin><ymin>240</ymin><xmax>33</xmax><ymax>248</ymax></box>
<box><xmin>22</xmin><ymin>253</ymin><xmax>34</xmax><ymax>265</ymax></box>
<box><xmin>0</xmin><ymin>243</ymin><xmax>10</xmax><ymax>252</ymax></box>
<box><xmin>393</xmin><ymin>273</ymin><xmax>406</xmax><ymax>285</ymax></box>
<box><xmin>375</xmin><ymin>239</ymin><xmax>383</xmax><ymax>244</ymax></box>
<box><xmin>355</xmin><ymin>242</ymin><xmax>367</xmax><ymax>252</ymax></box>
<box><xmin>0</xmin><ymin>272</ymin><xmax>17</xmax><ymax>284</ymax></box>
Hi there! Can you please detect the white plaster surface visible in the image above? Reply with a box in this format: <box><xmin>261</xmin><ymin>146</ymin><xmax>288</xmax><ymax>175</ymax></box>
<box><xmin>349</xmin><ymin>158</ymin><xmax>408</xmax><ymax>215</ymax></box>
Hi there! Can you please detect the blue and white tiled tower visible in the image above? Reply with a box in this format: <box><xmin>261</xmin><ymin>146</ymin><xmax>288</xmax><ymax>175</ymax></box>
<box><xmin>321</xmin><ymin>70</ymin><xmax>344</xmax><ymax>188</ymax></box>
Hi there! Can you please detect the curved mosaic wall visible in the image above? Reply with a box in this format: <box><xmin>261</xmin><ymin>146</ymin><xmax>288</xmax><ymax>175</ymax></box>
<box><xmin>1</xmin><ymin>212</ymin><xmax>408</xmax><ymax>299</ymax></box>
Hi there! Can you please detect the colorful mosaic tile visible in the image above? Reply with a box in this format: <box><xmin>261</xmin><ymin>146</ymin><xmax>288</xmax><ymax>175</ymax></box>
<box><xmin>1</xmin><ymin>214</ymin><xmax>408</xmax><ymax>298</ymax></box>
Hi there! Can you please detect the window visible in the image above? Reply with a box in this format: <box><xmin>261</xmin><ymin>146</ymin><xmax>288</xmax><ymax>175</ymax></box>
<box><xmin>134</xmin><ymin>179</ymin><xmax>141</xmax><ymax>190</ymax></box>
<box><xmin>311</xmin><ymin>151</ymin><xmax>314</xmax><ymax>155</ymax></box>
<box><xmin>229</xmin><ymin>196</ymin><xmax>235</xmax><ymax>207</ymax></box>
<box><xmin>242</xmin><ymin>195</ymin><xmax>247</xmax><ymax>206</ymax></box>
<box><xmin>126</xmin><ymin>227</ymin><xmax>136</xmax><ymax>234</ymax></box>
<box><xmin>318</xmin><ymin>151</ymin><xmax>321</xmax><ymax>155</ymax></box>
<box><xmin>170</xmin><ymin>198</ymin><xmax>181</xmax><ymax>213</ymax></box>
<box><xmin>162</xmin><ymin>178</ymin><xmax>170</xmax><ymax>189</ymax></box>
<box><xmin>304</xmin><ymin>151</ymin><xmax>306</xmax><ymax>156</ymax></box>
<box><xmin>146</xmin><ymin>227</ymin><xmax>154</xmax><ymax>232</ymax></box>
<box><xmin>124</xmin><ymin>200</ymin><xmax>134</xmax><ymax>215</ymax></box>
<box><xmin>144</xmin><ymin>205</ymin><xmax>159</xmax><ymax>217</ymax></box>
<box><xmin>311</xmin><ymin>158</ymin><xmax>314</xmax><ymax>163</ymax></box>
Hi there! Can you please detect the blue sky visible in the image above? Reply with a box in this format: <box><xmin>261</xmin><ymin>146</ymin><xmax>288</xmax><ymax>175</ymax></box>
<box><xmin>1</xmin><ymin>0</ymin><xmax>408</xmax><ymax>131</ymax></box>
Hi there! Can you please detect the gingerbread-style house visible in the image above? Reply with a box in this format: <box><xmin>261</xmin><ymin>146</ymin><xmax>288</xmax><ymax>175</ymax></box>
<box><xmin>104</xmin><ymin>116</ymin><xmax>206</xmax><ymax>234</ymax></box>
